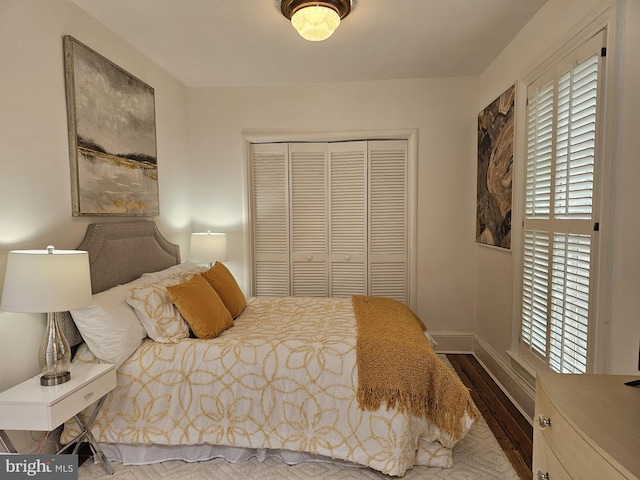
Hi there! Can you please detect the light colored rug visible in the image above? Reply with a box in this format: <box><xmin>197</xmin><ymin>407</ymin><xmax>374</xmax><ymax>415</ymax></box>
<box><xmin>78</xmin><ymin>358</ymin><xmax>519</xmax><ymax>479</ymax></box>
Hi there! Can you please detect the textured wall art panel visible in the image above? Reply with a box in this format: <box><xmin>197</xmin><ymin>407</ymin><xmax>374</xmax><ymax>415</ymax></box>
<box><xmin>476</xmin><ymin>85</ymin><xmax>514</xmax><ymax>249</ymax></box>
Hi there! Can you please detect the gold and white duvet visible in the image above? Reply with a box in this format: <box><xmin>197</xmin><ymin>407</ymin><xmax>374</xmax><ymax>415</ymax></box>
<box><xmin>64</xmin><ymin>297</ymin><xmax>473</xmax><ymax>476</ymax></box>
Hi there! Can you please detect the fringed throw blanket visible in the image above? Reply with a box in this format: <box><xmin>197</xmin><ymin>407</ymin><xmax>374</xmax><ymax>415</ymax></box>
<box><xmin>352</xmin><ymin>295</ymin><xmax>480</xmax><ymax>439</ymax></box>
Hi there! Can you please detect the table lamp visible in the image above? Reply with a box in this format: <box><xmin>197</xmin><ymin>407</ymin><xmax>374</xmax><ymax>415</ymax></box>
<box><xmin>1</xmin><ymin>246</ymin><xmax>92</xmax><ymax>386</ymax></box>
<box><xmin>189</xmin><ymin>231</ymin><xmax>228</xmax><ymax>268</ymax></box>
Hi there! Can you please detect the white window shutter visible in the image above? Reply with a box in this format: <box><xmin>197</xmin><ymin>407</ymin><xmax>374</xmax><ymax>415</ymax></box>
<box><xmin>250</xmin><ymin>143</ymin><xmax>290</xmax><ymax>296</ymax></box>
<box><xmin>526</xmin><ymin>81</ymin><xmax>554</xmax><ymax>218</ymax></box>
<box><xmin>550</xmin><ymin>233</ymin><xmax>591</xmax><ymax>373</ymax></box>
<box><xmin>328</xmin><ymin>141</ymin><xmax>367</xmax><ymax>297</ymax></box>
<box><xmin>520</xmin><ymin>32</ymin><xmax>603</xmax><ymax>374</ymax></box>
<box><xmin>521</xmin><ymin>229</ymin><xmax>550</xmax><ymax>358</ymax></box>
<box><xmin>290</xmin><ymin>143</ymin><xmax>328</xmax><ymax>296</ymax></box>
<box><xmin>555</xmin><ymin>55</ymin><xmax>598</xmax><ymax>219</ymax></box>
<box><xmin>368</xmin><ymin>140</ymin><xmax>407</xmax><ymax>302</ymax></box>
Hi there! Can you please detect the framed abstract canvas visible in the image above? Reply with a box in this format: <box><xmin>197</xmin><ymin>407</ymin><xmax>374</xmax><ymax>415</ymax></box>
<box><xmin>63</xmin><ymin>35</ymin><xmax>159</xmax><ymax>216</ymax></box>
<box><xmin>476</xmin><ymin>85</ymin><xmax>514</xmax><ymax>249</ymax></box>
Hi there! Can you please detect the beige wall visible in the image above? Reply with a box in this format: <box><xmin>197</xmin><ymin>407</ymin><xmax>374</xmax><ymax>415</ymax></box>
<box><xmin>0</xmin><ymin>0</ymin><xmax>191</xmax><ymax>394</ymax></box>
<box><xmin>608</xmin><ymin>0</ymin><xmax>640</xmax><ymax>373</ymax></box>
<box><xmin>477</xmin><ymin>0</ymin><xmax>640</xmax><ymax>391</ymax></box>
<box><xmin>186</xmin><ymin>77</ymin><xmax>480</xmax><ymax>336</ymax></box>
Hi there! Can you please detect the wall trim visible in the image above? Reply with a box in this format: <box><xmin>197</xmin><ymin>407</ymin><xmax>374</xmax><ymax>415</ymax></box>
<box><xmin>430</xmin><ymin>331</ymin><xmax>475</xmax><ymax>354</ymax></box>
<box><xmin>241</xmin><ymin>128</ymin><xmax>419</xmax><ymax>311</ymax></box>
<box><xmin>434</xmin><ymin>332</ymin><xmax>535</xmax><ymax>423</ymax></box>
<box><xmin>472</xmin><ymin>336</ymin><xmax>535</xmax><ymax>423</ymax></box>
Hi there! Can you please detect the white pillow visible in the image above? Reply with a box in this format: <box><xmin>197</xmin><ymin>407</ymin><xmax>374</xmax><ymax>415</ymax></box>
<box><xmin>126</xmin><ymin>268</ymin><xmax>204</xmax><ymax>343</ymax></box>
<box><xmin>141</xmin><ymin>261</ymin><xmax>206</xmax><ymax>281</ymax></box>
<box><xmin>70</xmin><ymin>279</ymin><xmax>148</xmax><ymax>366</ymax></box>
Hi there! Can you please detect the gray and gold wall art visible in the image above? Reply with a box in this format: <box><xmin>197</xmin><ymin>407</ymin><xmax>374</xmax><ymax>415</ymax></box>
<box><xmin>64</xmin><ymin>35</ymin><xmax>158</xmax><ymax>216</ymax></box>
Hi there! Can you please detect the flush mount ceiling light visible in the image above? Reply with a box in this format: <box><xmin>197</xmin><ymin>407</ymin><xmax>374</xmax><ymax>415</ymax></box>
<box><xmin>281</xmin><ymin>0</ymin><xmax>351</xmax><ymax>42</ymax></box>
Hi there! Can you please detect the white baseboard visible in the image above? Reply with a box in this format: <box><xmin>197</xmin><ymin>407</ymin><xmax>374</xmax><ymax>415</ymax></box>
<box><xmin>472</xmin><ymin>336</ymin><xmax>535</xmax><ymax>422</ymax></box>
<box><xmin>432</xmin><ymin>331</ymin><xmax>536</xmax><ymax>423</ymax></box>
<box><xmin>430</xmin><ymin>331</ymin><xmax>475</xmax><ymax>353</ymax></box>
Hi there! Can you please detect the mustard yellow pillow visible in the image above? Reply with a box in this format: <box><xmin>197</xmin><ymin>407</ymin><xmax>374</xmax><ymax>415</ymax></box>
<box><xmin>201</xmin><ymin>262</ymin><xmax>246</xmax><ymax>318</ymax></box>
<box><xmin>166</xmin><ymin>275</ymin><xmax>233</xmax><ymax>339</ymax></box>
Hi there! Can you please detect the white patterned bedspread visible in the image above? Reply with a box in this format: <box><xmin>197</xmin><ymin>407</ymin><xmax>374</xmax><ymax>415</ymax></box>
<box><xmin>63</xmin><ymin>296</ymin><xmax>473</xmax><ymax>476</ymax></box>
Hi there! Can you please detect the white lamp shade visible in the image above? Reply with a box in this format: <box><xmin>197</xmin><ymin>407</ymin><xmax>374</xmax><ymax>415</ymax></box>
<box><xmin>189</xmin><ymin>232</ymin><xmax>228</xmax><ymax>263</ymax></box>
<box><xmin>1</xmin><ymin>249</ymin><xmax>92</xmax><ymax>313</ymax></box>
<box><xmin>291</xmin><ymin>5</ymin><xmax>341</xmax><ymax>41</ymax></box>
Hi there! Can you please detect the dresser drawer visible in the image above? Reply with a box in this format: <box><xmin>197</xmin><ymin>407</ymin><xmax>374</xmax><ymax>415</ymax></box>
<box><xmin>535</xmin><ymin>383</ymin><xmax>628</xmax><ymax>480</ymax></box>
<box><xmin>532</xmin><ymin>430</ymin><xmax>572</xmax><ymax>480</ymax></box>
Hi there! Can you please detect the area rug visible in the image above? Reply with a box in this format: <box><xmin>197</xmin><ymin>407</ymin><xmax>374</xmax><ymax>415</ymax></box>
<box><xmin>78</xmin><ymin>357</ymin><xmax>519</xmax><ymax>480</ymax></box>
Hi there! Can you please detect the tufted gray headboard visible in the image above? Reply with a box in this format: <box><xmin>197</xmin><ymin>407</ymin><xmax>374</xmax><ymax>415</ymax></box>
<box><xmin>59</xmin><ymin>221</ymin><xmax>181</xmax><ymax>347</ymax></box>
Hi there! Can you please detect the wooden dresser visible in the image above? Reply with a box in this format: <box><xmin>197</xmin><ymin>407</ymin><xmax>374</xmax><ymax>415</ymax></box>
<box><xmin>533</xmin><ymin>372</ymin><xmax>640</xmax><ymax>480</ymax></box>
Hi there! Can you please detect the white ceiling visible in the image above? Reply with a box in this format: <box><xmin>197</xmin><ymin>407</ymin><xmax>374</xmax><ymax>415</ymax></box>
<box><xmin>70</xmin><ymin>0</ymin><xmax>548</xmax><ymax>88</ymax></box>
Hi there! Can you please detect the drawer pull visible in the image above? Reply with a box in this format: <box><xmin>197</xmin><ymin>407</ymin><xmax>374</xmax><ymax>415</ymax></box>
<box><xmin>536</xmin><ymin>471</ymin><xmax>550</xmax><ymax>480</ymax></box>
<box><xmin>84</xmin><ymin>392</ymin><xmax>95</xmax><ymax>401</ymax></box>
<box><xmin>537</xmin><ymin>414</ymin><xmax>552</xmax><ymax>430</ymax></box>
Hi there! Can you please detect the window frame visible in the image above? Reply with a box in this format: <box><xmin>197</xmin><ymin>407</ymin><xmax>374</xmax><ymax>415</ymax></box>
<box><xmin>511</xmin><ymin>16</ymin><xmax>614</xmax><ymax>376</ymax></box>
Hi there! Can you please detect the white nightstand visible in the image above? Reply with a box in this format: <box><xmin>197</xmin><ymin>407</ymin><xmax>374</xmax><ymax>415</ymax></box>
<box><xmin>0</xmin><ymin>362</ymin><xmax>116</xmax><ymax>475</ymax></box>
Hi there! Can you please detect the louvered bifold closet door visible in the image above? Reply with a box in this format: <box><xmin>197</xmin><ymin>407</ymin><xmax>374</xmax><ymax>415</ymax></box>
<box><xmin>250</xmin><ymin>143</ymin><xmax>290</xmax><ymax>296</ymax></box>
<box><xmin>289</xmin><ymin>143</ymin><xmax>328</xmax><ymax>296</ymax></box>
<box><xmin>368</xmin><ymin>140</ymin><xmax>408</xmax><ymax>302</ymax></box>
<box><xmin>328</xmin><ymin>141</ymin><xmax>367</xmax><ymax>297</ymax></box>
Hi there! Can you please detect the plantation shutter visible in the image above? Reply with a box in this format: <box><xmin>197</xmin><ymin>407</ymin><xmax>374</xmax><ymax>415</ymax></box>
<box><xmin>250</xmin><ymin>143</ymin><xmax>289</xmax><ymax>296</ymax></box>
<box><xmin>328</xmin><ymin>141</ymin><xmax>367</xmax><ymax>297</ymax></box>
<box><xmin>290</xmin><ymin>143</ymin><xmax>328</xmax><ymax>296</ymax></box>
<box><xmin>521</xmin><ymin>229</ymin><xmax>549</xmax><ymax>357</ymax></box>
<box><xmin>368</xmin><ymin>140</ymin><xmax>408</xmax><ymax>302</ymax></box>
<box><xmin>520</xmin><ymin>32</ymin><xmax>603</xmax><ymax>374</ymax></box>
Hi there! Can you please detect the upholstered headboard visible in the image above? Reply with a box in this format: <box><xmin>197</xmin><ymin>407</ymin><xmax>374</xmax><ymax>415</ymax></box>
<box><xmin>60</xmin><ymin>221</ymin><xmax>181</xmax><ymax>347</ymax></box>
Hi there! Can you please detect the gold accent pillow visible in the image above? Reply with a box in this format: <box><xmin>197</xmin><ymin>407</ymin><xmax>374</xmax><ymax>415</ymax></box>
<box><xmin>167</xmin><ymin>275</ymin><xmax>233</xmax><ymax>339</ymax></box>
<box><xmin>201</xmin><ymin>262</ymin><xmax>246</xmax><ymax>318</ymax></box>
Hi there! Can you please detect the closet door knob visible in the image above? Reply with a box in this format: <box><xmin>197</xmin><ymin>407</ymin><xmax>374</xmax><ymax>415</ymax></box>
<box><xmin>344</xmin><ymin>255</ymin><xmax>350</xmax><ymax>261</ymax></box>
<box><xmin>536</xmin><ymin>471</ymin><xmax>550</xmax><ymax>480</ymax></box>
<box><xmin>306</xmin><ymin>255</ymin><xmax>313</xmax><ymax>261</ymax></box>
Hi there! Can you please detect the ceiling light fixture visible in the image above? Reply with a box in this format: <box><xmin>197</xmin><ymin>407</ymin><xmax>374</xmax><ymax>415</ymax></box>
<box><xmin>281</xmin><ymin>0</ymin><xmax>351</xmax><ymax>42</ymax></box>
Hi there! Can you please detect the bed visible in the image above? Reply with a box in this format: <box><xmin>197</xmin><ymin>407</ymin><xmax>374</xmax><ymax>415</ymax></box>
<box><xmin>59</xmin><ymin>221</ymin><xmax>479</xmax><ymax>477</ymax></box>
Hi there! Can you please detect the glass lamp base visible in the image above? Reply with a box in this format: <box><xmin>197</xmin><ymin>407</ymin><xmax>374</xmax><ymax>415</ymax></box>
<box><xmin>39</xmin><ymin>312</ymin><xmax>72</xmax><ymax>387</ymax></box>
<box><xmin>41</xmin><ymin>370</ymin><xmax>71</xmax><ymax>386</ymax></box>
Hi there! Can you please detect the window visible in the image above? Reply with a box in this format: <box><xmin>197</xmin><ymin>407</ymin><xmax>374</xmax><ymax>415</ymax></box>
<box><xmin>519</xmin><ymin>32</ymin><xmax>605</xmax><ymax>374</ymax></box>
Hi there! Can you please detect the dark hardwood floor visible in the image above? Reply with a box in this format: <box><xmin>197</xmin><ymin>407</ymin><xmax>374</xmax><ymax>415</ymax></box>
<box><xmin>447</xmin><ymin>354</ymin><xmax>533</xmax><ymax>480</ymax></box>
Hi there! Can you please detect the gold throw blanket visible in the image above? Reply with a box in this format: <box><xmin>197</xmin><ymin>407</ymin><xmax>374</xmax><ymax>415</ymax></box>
<box><xmin>352</xmin><ymin>295</ymin><xmax>480</xmax><ymax>439</ymax></box>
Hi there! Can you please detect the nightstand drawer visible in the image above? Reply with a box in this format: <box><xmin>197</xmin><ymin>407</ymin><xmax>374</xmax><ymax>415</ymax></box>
<box><xmin>47</xmin><ymin>367</ymin><xmax>116</xmax><ymax>430</ymax></box>
<box><xmin>0</xmin><ymin>363</ymin><xmax>116</xmax><ymax>431</ymax></box>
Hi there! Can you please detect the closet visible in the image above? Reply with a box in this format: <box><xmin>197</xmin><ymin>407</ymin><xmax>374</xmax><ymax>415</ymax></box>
<box><xmin>249</xmin><ymin>139</ymin><xmax>409</xmax><ymax>303</ymax></box>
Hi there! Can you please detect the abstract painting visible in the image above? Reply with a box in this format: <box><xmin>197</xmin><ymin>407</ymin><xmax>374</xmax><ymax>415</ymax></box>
<box><xmin>63</xmin><ymin>35</ymin><xmax>158</xmax><ymax>216</ymax></box>
<box><xmin>476</xmin><ymin>85</ymin><xmax>514</xmax><ymax>249</ymax></box>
